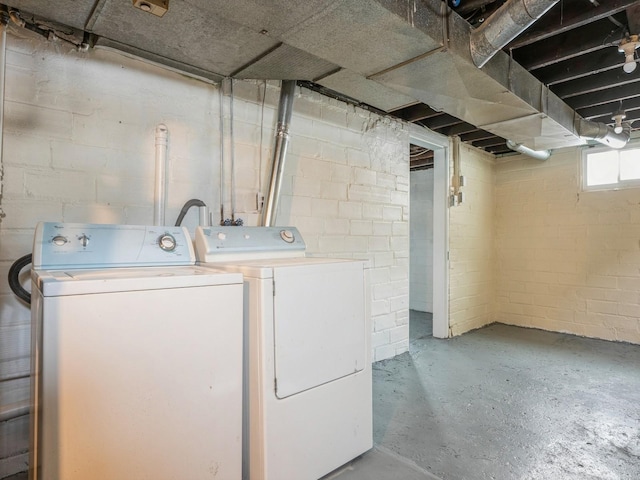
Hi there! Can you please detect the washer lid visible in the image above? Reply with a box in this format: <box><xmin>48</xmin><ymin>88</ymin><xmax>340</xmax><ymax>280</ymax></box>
<box><xmin>33</xmin><ymin>266</ymin><xmax>242</xmax><ymax>297</ymax></box>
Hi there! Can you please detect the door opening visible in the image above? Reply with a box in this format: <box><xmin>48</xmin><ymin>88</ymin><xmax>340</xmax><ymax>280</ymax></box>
<box><xmin>409</xmin><ymin>126</ymin><xmax>449</xmax><ymax>339</ymax></box>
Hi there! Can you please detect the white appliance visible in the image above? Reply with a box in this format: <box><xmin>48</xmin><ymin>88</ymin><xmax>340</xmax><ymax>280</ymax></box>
<box><xmin>29</xmin><ymin>222</ymin><xmax>244</xmax><ymax>480</ymax></box>
<box><xmin>195</xmin><ymin>226</ymin><xmax>372</xmax><ymax>480</ymax></box>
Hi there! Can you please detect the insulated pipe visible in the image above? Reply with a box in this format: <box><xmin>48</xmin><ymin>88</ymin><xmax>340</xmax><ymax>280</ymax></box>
<box><xmin>470</xmin><ymin>0</ymin><xmax>560</xmax><ymax>67</ymax></box>
<box><xmin>261</xmin><ymin>80</ymin><xmax>296</xmax><ymax>227</ymax></box>
<box><xmin>506</xmin><ymin>140</ymin><xmax>551</xmax><ymax>160</ymax></box>
<box><xmin>577</xmin><ymin>118</ymin><xmax>631</xmax><ymax>149</ymax></box>
<box><xmin>154</xmin><ymin>124</ymin><xmax>168</xmax><ymax>226</ymax></box>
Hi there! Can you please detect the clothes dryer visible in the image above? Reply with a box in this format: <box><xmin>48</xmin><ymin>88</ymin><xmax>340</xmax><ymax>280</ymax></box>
<box><xmin>195</xmin><ymin>226</ymin><xmax>372</xmax><ymax>480</ymax></box>
<box><xmin>30</xmin><ymin>222</ymin><xmax>244</xmax><ymax>480</ymax></box>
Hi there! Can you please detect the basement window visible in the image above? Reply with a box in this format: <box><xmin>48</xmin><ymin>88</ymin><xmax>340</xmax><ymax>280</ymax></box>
<box><xmin>582</xmin><ymin>143</ymin><xmax>640</xmax><ymax>191</ymax></box>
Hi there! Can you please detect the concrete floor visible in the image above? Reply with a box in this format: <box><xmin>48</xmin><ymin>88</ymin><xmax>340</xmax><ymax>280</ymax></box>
<box><xmin>326</xmin><ymin>311</ymin><xmax>640</xmax><ymax>480</ymax></box>
<box><xmin>7</xmin><ymin>312</ymin><xmax>640</xmax><ymax>480</ymax></box>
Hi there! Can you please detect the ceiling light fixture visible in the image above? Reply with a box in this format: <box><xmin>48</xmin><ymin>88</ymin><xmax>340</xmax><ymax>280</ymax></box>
<box><xmin>618</xmin><ymin>35</ymin><xmax>640</xmax><ymax>74</ymax></box>
<box><xmin>612</xmin><ymin>108</ymin><xmax>627</xmax><ymax>134</ymax></box>
<box><xmin>132</xmin><ymin>0</ymin><xmax>169</xmax><ymax>17</ymax></box>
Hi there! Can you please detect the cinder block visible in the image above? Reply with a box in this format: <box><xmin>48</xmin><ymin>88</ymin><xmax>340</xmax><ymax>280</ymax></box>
<box><xmin>383</xmin><ymin>205</ymin><xmax>402</xmax><ymax>221</ymax></box>
<box><xmin>323</xmin><ymin>218</ymin><xmax>350</xmax><ymax>235</ymax></box>
<box><xmin>372</xmin><ymin>330</ymin><xmax>390</xmax><ymax>348</ymax></box>
<box><xmin>374</xmin><ymin>343</ymin><xmax>397</xmax><ymax>362</ymax></box>
<box><xmin>373</xmin><ymin>221</ymin><xmax>393</xmax><ymax>236</ymax></box>
<box><xmin>368</xmin><ymin>236</ymin><xmax>389</xmax><ymax>252</ymax></box>
<box><xmin>3</xmin><ymin>133</ymin><xmax>52</xmax><ymax>167</ymax></box>
<box><xmin>338</xmin><ymin>201</ymin><xmax>363</xmax><ymax>219</ymax></box>
<box><xmin>371</xmin><ymin>299</ymin><xmax>390</xmax><ymax>316</ymax></box>
<box><xmin>347</xmin><ymin>148</ymin><xmax>370</xmax><ymax>168</ymax></box>
<box><xmin>354</xmin><ymin>167</ymin><xmax>377</xmax><ymax>186</ymax></box>
<box><xmin>62</xmin><ymin>203</ymin><xmax>126</xmax><ymax>224</ymax></box>
<box><xmin>374</xmin><ymin>313</ymin><xmax>396</xmax><ymax>332</ymax></box>
<box><xmin>320</xmin><ymin>181</ymin><xmax>348</xmax><ymax>200</ymax></box>
<box><xmin>389</xmin><ymin>324</ymin><xmax>409</xmax><ymax>343</ymax></box>
<box><xmin>350</xmin><ymin>220</ymin><xmax>373</xmax><ymax>236</ymax></box>
<box><xmin>348</xmin><ymin>184</ymin><xmax>390</xmax><ymax>203</ymax></box>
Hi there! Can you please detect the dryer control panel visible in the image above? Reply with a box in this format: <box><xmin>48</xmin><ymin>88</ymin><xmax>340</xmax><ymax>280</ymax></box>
<box><xmin>33</xmin><ymin>222</ymin><xmax>195</xmax><ymax>269</ymax></box>
<box><xmin>195</xmin><ymin>226</ymin><xmax>306</xmax><ymax>262</ymax></box>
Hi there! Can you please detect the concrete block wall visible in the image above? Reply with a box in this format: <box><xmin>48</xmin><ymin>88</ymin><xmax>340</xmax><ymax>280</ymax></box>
<box><xmin>495</xmin><ymin>148</ymin><xmax>640</xmax><ymax>344</ymax></box>
<box><xmin>0</xmin><ymin>33</ymin><xmax>410</xmax><ymax>477</ymax></box>
<box><xmin>448</xmin><ymin>144</ymin><xmax>496</xmax><ymax>336</ymax></box>
<box><xmin>409</xmin><ymin>168</ymin><xmax>434</xmax><ymax>313</ymax></box>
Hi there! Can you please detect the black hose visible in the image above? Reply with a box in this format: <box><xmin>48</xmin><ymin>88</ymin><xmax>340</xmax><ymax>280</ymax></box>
<box><xmin>8</xmin><ymin>253</ymin><xmax>32</xmax><ymax>305</ymax></box>
<box><xmin>175</xmin><ymin>199</ymin><xmax>206</xmax><ymax>226</ymax></box>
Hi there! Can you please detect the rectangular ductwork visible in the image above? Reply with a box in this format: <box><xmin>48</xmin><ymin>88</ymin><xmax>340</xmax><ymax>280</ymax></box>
<box><xmin>273</xmin><ymin>0</ymin><xmax>625</xmax><ymax>151</ymax></box>
<box><xmin>2</xmin><ymin>0</ymin><xmax>628</xmax><ymax>151</ymax></box>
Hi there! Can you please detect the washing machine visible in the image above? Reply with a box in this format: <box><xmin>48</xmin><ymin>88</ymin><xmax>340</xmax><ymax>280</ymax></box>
<box><xmin>195</xmin><ymin>226</ymin><xmax>372</xmax><ymax>480</ymax></box>
<box><xmin>29</xmin><ymin>222</ymin><xmax>244</xmax><ymax>480</ymax></box>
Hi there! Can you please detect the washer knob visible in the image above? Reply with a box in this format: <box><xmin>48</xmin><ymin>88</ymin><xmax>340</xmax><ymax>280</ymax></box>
<box><xmin>280</xmin><ymin>229</ymin><xmax>295</xmax><ymax>243</ymax></box>
<box><xmin>52</xmin><ymin>235</ymin><xmax>68</xmax><ymax>246</ymax></box>
<box><xmin>158</xmin><ymin>233</ymin><xmax>177</xmax><ymax>251</ymax></box>
<box><xmin>218</xmin><ymin>232</ymin><xmax>227</xmax><ymax>240</ymax></box>
<box><xmin>78</xmin><ymin>234</ymin><xmax>90</xmax><ymax>248</ymax></box>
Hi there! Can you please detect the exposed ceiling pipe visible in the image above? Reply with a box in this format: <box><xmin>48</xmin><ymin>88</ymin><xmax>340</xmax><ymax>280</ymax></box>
<box><xmin>576</xmin><ymin>117</ymin><xmax>631</xmax><ymax>149</ymax></box>
<box><xmin>455</xmin><ymin>0</ymin><xmax>498</xmax><ymax>16</ymax></box>
<box><xmin>506</xmin><ymin>139</ymin><xmax>551</xmax><ymax>160</ymax></box>
<box><xmin>261</xmin><ymin>80</ymin><xmax>296</xmax><ymax>227</ymax></box>
<box><xmin>470</xmin><ymin>0</ymin><xmax>561</xmax><ymax>67</ymax></box>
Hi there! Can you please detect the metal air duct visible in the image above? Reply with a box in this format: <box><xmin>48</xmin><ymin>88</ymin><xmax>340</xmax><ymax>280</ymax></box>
<box><xmin>576</xmin><ymin>117</ymin><xmax>631</xmax><ymax>149</ymax></box>
<box><xmin>506</xmin><ymin>140</ymin><xmax>551</xmax><ymax>160</ymax></box>
<box><xmin>470</xmin><ymin>0</ymin><xmax>560</xmax><ymax>68</ymax></box>
<box><xmin>262</xmin><ymin>80</ymin><xmax>296</xmax><ymax>227</ymax></box>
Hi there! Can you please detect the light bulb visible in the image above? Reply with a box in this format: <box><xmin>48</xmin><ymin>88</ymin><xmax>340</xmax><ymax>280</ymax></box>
<box><xmin>624</xmin><ymin>54</ymin><xmax>637</xmax><ymax>73</ymax></box>
<box><xmin>614</xmin><ymin>125</ymin><xmax>623</xmax><ymax>134</ymax></box>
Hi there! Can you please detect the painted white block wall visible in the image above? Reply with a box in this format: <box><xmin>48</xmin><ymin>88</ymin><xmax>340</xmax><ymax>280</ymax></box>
<box><xmin>0</xmin><ymin>33</ymin><xmax>410</xmax><ymax>476</ymax></box>
<box><xmin>409</xmin><ymin>168</ymin><xmax>434</xmax><ymax>312</ymax></box>
<box><xmin>448</xmin><ymin>144</ymin><xmax>496</xmax><ymax>336</ymax></box>
<box><xmin>495</xmin><ymin>147</ymin><xmax>640</xmax><ymax>344</ymax></box>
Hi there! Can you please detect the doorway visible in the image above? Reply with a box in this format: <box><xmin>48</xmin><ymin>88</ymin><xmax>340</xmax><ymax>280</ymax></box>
<box><xmin>409</xmin><ymin>125</ymin><xmax>449</xmax><ymax>339</ymax></box>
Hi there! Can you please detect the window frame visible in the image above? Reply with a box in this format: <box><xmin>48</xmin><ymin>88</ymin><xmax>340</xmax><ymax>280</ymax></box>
<box><xmin>581</xmin><ymin>140</ymin><xmax>640</xmax><ymax>192</ymax></box>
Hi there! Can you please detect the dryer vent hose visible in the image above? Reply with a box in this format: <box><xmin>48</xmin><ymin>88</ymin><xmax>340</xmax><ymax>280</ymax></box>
<box><xmin>8</xmin><ymin>253</ymin><xmax>32</xmax><ymax>305</ymax></box>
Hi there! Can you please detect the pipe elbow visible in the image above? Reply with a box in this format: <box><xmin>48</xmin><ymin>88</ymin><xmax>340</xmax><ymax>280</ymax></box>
<box><xmin>506</xmin><ymin>140</ymin><xmax>551</xmax><ymax>160</ymax></box>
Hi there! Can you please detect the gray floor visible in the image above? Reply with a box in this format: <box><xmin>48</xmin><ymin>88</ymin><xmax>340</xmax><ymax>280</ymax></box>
<box><xmin>327</xmin><ymin>310</ymin><xmax>640</xmax><ymax>480</ymax></box>
<box><xmin>7</xmin><ymin>312</ymin><xmax>640</xmax><ymax>480</ymax></box>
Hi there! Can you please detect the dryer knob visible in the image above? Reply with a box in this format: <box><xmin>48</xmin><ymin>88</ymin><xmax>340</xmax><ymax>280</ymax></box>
<box><xmin>280</xmin><ymin>229</ymin><xmax>295</xmax><ymax>243</ymax></box>
<box><xmin>158</xmin><ymin>233</ymin><xmax>177</xmax><ymax>251</ymax></box>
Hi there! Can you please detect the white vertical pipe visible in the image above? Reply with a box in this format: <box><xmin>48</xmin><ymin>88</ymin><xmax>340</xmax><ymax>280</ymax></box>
<box><xmin>198</xmin><ymin>205</ymin><xmax>210</xmax><ymax>227</ymax></box>
<box><xmin>154</xmin><ymin>124</ymin><xmax>168</xmax><ymax>226</ymax></box>
<box><xmin>0</xmin><ymin>15</ymin><xmax>8</xmax><ymax>221</ymax></box>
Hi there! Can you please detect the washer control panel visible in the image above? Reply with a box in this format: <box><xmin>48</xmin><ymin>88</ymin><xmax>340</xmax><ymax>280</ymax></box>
<box><xmin>33</xmin><ymin>222</ymin><xmax>195</xmax><ymax>269</ymax></box>
<box><xmin>195</xmin><ymin>226</ymin><xmax>305</xmax><ymax>262</ymax></box>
